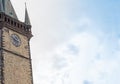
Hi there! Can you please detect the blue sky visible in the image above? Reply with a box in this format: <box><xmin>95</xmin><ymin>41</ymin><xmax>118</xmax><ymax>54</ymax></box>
<box><xmin>68</xmin><ymin>0</ymin><xmax>120</xmax><ymax>32</ymax></box>
<box><xmin>11</xmin><ymin>0</ymin><xmax>120</xmax><ymax>84</ymax></box>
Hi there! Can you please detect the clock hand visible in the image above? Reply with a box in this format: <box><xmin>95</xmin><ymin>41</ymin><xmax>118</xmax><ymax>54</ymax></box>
<box><xmin>14</xmin><ymin>36</ymin><xmax>20</xmax><ymax>42</ymax></box>
<box><xmin>13</xmin><ymin>37</ymin><xmax>19</xmax><ymax>44</ymax></box>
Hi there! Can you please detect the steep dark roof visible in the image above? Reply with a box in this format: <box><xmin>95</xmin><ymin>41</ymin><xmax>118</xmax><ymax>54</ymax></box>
<box><xmin>0</xmin><ymin>0</ymin><xmax>18</xmax><ymax>19</ymax></box>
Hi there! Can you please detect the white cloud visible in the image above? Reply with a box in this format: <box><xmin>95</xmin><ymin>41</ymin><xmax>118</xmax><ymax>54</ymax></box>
<box><xmin>32</xmin><ymin>31</ymin><xmax>99</xmax><ymax>84</ymax></box>
<box><xmin>32</xmin><ymin>30</ymin><xmax>120</xmax><ymax>84</ymax></box>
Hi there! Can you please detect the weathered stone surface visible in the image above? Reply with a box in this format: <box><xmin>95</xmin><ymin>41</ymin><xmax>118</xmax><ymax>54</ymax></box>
<box><xmin>3</xmin><ymin>51</ymin><xmax>32</xmax><ymax>84</ymax></box>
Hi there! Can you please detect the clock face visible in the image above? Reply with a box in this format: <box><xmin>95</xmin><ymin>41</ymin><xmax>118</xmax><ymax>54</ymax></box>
<box><xmin>11</xmin><ymin>34</ymin><xmax>21</xmax><ymax>47</ymax></box>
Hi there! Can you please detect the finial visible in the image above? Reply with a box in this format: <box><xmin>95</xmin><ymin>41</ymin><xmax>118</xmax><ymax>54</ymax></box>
<box><xmin>25</xmin><ymin>2</ymin><xmax>27</xmax><ymax>9</ymax></box>
<box><xmin>24</xmin><ymin>2</ymin><xmax>31</xmax><ymax>25</ymax></box>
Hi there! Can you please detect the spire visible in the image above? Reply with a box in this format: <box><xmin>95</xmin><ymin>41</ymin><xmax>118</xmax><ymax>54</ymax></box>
<box><xmin>0</xmin><ymin>0</ymin><xmax>18</xmax><ymax>19</ymax></box>
<box><xmin>24</xmin><ymin>3</ymin><xmax>31</xmax><ymax>25</ymax></box>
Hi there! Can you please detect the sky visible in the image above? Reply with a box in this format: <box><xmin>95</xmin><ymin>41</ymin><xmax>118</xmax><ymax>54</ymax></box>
<box><xmin>11</xmin><ymin>0</ymin><xmax>120</xmax><ymax>84</ymax></box>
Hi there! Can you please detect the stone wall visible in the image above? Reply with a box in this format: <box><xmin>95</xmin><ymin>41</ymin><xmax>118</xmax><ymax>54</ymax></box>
<box><xmin>3</xmin><ymin>51</ymin><xmax>32</xmax><ymax>84</ymax></box>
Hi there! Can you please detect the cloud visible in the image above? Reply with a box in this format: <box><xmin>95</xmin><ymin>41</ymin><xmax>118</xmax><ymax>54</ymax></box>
<box><xmin>53</xmin><ymin>56</ymin><xmax>68</xmax><ymax>70</ymax></box>
<box><xmin>67</xmin><ymin>44</ymin><xmax>79</xmax><ymax>55</ymax></box>
<box><xmin>83</xmin><ymin>80</ymin><xmax>93</xmax><ymax>84</ymax></box>
<box><xmin>32</xmin><ymin>29</ymin><xmax>120</xmax><ymax>84</ymax></box>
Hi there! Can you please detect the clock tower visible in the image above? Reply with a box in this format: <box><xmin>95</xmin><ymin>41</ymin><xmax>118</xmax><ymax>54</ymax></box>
<box><xmin>0</xmin><ymin>0</ymin><xmax>33</xmax><ymax>84</ymax></box>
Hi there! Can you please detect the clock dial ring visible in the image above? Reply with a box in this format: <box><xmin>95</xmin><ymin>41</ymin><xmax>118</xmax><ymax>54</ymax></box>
<box><xmin>11</xmin><ymin>34</ymin><xmax>21</xmax><ymax>47</ymax></box>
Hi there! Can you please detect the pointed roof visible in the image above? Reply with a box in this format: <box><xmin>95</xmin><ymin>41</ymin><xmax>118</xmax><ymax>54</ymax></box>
<box><xmin>0</xmin><ymin>0</ymin><xmax>4</xmax><ymax>12</ymax></box>
<box><xmin>24</xmin><ymin>3</ymin><xmax>31</xmax><ymax>25</ymax></box>
<box><xmin>0</xmin><ymin>0</ymin><xmax>18</xmax><ymax>19</ymax></box>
